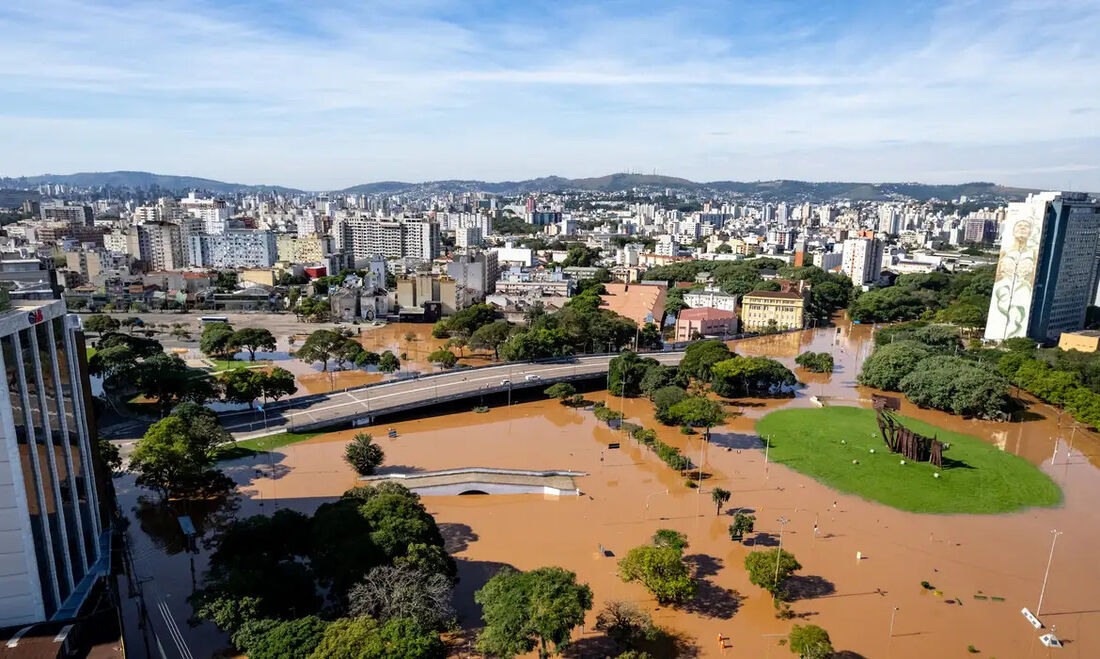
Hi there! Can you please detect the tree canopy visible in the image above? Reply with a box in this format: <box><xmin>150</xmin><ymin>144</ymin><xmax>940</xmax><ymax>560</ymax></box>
<box><xmin>475</xmin><ymin>566</ymin><xmax>594</xmax><ymax>658</ymax></box>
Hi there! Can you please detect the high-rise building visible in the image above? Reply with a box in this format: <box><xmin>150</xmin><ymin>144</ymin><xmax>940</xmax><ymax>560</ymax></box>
<box><xmin>840</xmin><ymin>237</ymin><xmax>884</xmax><ymax>285</ymax></box>
<box><xmin>334</xmin><ymin>216</ymin><xmax>439</xmax><ymax>262</ymax></box>
<box><xmin>188</xmin><ymin>229</ymin><xmax>277</xmax><ymax>268</ymax></box>
<box><xmin>40</xmin><ymin>203</ymin><xmax>93</xmax><ymax>227</ymax></box>
<box><xmin>985</xmin><ymin>192</ymin><xmax>1100</xmax><ymax>343</ymax></box>
<box><xmin>135</xmin><ymin>222</ymin><xmax>185</xmax><ymax>271</ymax></box>
<box><xmin>0</xmin><ymin>298</ymin><xmax>105</xmax><ymax>626</ymax></box>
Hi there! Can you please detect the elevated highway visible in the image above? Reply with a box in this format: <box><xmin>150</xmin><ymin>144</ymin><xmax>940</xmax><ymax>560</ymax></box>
<box><xmin>220</xmin><ymin>352</ymin><xmax>685</xmax><ymax>436</ymax></box>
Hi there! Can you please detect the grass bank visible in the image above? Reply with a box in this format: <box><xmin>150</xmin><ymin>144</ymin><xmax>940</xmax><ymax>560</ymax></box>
<box><xmin>214</xmin><ymin>430</ymin><xmax>326</xmax><ymax>461</ymax></box>
<box><xmin>755</xmin><ymin>406</ymin><xmax>1061</xmax><ymax>514</ymax></box>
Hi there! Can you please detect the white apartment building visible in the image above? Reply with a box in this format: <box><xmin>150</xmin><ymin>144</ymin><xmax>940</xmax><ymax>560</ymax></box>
<box><xmin>655</xmin><ymin>235</ymin><xmax>679</xmax><ymax>257</ymax></box>
<box><xmin>840</xmin><ymin>238</ymin><xmax>884</xmax><ymax>285</ymax></box>
<box><xmin>456</xmin><ymin>226</ymin><xmax>483</xmax><ymax>248</ymax></box>
<box><xmin>180</xmin><ymin>192</ymin><xmax>231</xmax><ymax>234</ymax></box>
<box><xmin>188</xmin><ymin>230</ymin><xmax>277</xmax><ymax>268</ymax></box>
<box><xmin>0</xmin><ymin>300</ymin><xmax>104</xmax><ymax>625</ymax></box>
<box><xmin>334</xmin><ymin>216</ymin><xmax>440</xmax><ymax>262</ymax></box>
<box><xmin>683</xmin><ymin>288</ymin><xmax>738</xmax><ymax>312</ymax></box>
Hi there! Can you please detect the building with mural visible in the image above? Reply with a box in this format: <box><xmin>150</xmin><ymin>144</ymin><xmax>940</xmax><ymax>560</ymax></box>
<box><xmin>984</xmin><ymin>191</ymin><xmax>1100</xmax><ymax>343</ymax></box>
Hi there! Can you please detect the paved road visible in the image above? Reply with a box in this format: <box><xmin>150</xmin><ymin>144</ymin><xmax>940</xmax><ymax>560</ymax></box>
<box><xmin>220</xmin><ymin>352</ymin><xmax>685</xmax><ymax>435</ymax></box>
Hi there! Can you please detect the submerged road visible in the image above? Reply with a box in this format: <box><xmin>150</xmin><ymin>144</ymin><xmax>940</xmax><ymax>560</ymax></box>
<box><xmin>220</xmin><ymin>352</ymin><xmax>685</xmax><ymax>436</ymax></box>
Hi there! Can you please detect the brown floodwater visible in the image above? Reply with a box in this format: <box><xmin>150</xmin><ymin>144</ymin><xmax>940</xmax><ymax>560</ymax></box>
<box><xmin>138</xmin><ymin>320</ymin><xmax>1100</xmax><ymax>658</ymax></box>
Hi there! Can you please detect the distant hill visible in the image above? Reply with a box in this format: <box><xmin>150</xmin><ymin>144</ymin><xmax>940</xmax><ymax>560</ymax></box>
<box><xmin>1</xmin><ymin>170</ymin><xmax>1039</xmax><ymax>202</ymax></box>
<box><xmin>0</xmin><ymin>171</ymin><xmax>301</xmax><ymax>195</ymax></box>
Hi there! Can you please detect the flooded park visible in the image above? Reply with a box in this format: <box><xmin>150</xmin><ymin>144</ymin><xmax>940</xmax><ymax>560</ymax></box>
<box><xmin>114</xmin><ymin>320</ymin><xmax>1100</xmax><ymax>658</ymax></box>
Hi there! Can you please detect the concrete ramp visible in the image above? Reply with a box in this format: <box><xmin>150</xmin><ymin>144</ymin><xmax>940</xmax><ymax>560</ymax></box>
<box><xmin>359</xmin><ymin>467</ymin><xmax>586</xmax><ymax>496</ymax></box>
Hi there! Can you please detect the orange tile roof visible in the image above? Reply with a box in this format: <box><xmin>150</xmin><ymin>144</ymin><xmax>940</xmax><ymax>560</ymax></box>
<box><xmin>599</xmin><ymin>282</ymin><xmax>666</xmax><ymax>325</ymax></box>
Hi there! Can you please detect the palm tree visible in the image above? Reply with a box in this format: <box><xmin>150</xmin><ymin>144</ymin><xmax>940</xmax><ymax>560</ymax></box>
<box><xmin>711</xmin><ymin>487</ymin><xmax>731</xmax><ymax>516</ymax></box>
<box><xmin>344</xmin><ymin>433</ymin><xmax>385</xmax><ymax>475</ymax></box>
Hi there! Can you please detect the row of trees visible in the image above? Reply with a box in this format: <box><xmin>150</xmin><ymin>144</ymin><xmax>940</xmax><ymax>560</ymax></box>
<box><xmin>848</xmin><ymin>266</ymin><xmax>994</xmax><ymax>326</ymax></box>
<box><xmin>200</xmin><ymin>322</ymin><xmax>277</xmax><ymax>361</ymax></box>
<box><xmin>996</xmin><ymin>339</ymin><xmax>1100</xmax><ymax>430</ymax></box>
<box><xmin>296</xmin><ymin>328</ymin><xmax>400</xmax><ymax>373</ymax></box>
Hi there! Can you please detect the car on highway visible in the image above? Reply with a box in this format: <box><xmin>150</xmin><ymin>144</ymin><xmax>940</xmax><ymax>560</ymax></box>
<box><xmin>524</xmin><ymin>374</ymin><xmax>541</xmax><ymax>382</ymax></box>
<box><xmin>500</xmin><ymin>379</ymin><xmax>511</xmax><ymax>386</ymax></box>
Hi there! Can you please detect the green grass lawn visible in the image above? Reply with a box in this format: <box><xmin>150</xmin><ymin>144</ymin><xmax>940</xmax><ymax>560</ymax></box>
<box><xmin>206</xmin><ymin>358</ymin><xmax>271</xmax><ymax>372</ymax></box>
<box><xmin>214</xmin><ymin>430</ymin><xmax>326</xmax><ymax>461</ymax></box>
<box><xmin>86</xmin><ymin>347</ymin><xmax>98</xmax><ymax>361</ymax></box>
<box><xmin>755</xmin><ymin>406</ymin><xmax>1061</xmax><ymax>514</ymax></box>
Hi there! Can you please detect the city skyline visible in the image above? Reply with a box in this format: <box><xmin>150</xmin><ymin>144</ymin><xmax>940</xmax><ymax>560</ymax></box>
<box><xmin>2</xmin><ymin>0</ymin><xmax>1099</xmax><ymax>190</ymax></box>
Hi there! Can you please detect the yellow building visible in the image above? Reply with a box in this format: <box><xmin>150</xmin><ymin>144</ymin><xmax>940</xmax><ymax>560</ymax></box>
<box><xmin>1058</xmin><ymin>330</ymin><xmax>1100</xmax><ymax>353</ymax></box>
<box><xmin>740</xmin><ymin>289</ymin><xmax>806</xmax><ymax>331</ymax></box>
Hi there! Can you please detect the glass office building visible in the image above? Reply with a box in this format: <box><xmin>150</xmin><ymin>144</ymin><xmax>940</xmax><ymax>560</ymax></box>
<box><xmin>0</xmin><ymin>299</ymin><xmax>103</xmax><ymax>626</ymax></box>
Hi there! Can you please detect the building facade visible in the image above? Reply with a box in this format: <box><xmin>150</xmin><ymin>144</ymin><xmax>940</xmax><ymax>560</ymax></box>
<box><xmin>0</xmin><ymin>299</ymin><xmax>104</xmax><ymax>626</ymax></box>
<box><xmin>740</xmin><ymin>289</ymin><xmax>806</xmax><ymax>331</ymax></box>
<box><xmin>840</xmin><ymin>237</ymin><xmax>884</xmax><ymax>285</ymax></box>
<box><xmin>675</xmin><ymin>307</ymin><xmax>737</xmax><ymax>341</ymax></box>
<box><xmin>984</xmin><ymin>191</ymin><xmax>1100</xmax><ymax>343</ymax></box>
<box><xmin>188</xmin><ymin>230</ymin><xmax>277</xmax><ymax>269</ymax></box>
<box><xmin>682</xmin><ymin>288</ymin><xmax>738</xmax><ymax>312</ymax></box>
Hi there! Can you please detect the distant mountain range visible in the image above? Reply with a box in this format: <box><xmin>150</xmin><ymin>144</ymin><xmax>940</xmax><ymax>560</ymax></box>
<box><xmin>0</xmin><ymin>170</ymin><xmax>1038</xmax><ymax>203</ymax></box>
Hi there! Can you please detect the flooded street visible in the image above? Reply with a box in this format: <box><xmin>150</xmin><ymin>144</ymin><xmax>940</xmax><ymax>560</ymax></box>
<box><xmin>119</xmin><ymin>321</ymin><xmax>1100</xmax><ymax>658</ymax></box>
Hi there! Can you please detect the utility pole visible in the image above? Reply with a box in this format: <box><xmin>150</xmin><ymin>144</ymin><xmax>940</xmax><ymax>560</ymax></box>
<box><xmin>774</xmin><ymin>516</ymin><xmax>789</xmax><ymax>590</ymax></box>
<box><xmin>1037</xmin><ymin>529</ymin><xmax>1063</xmax><ymax>615</ymax></box>
<box><xmin>889</xmin><ymin>606</ymin><xmax>899</xmax><ymax>636</ymax></box>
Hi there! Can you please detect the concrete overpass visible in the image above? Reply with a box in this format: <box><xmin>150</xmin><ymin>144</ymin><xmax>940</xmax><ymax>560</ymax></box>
<box><xmin>220</xmin><ymin>352</ymin><xmax>685</xmax><ymax>436</ymax></box>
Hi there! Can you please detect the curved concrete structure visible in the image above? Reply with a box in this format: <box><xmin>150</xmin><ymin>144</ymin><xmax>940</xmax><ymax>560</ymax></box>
<box><xmin>359</xmin><ymin>467</ymin><xmax>588</xmax><ymax>496</ymax></box>
<box><xmin>221</xmin><ymin>352</ymin><xmax>686</xmax><ymax>436</ymax></box>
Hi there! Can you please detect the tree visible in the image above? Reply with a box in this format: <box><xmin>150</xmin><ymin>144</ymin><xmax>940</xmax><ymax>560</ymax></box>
<box><xmin>857</xmin><ymin>340</ymin><xmax>931</xmax><ymax>391</ymax></box>
<box><xmin>234</xmin><ymin>616</ymin><xmax>328</xmax><ymax>659</ymax></box>
<box><xmin>728</xmin><ymin>513</ymin><xmax>755</xmax><ymax>543</ymax></box>
<box><xmin>652</xmin><ymin>529</ymin><xmax>688</xmax><ymax>553</ymax></box>
<box><xmin>499</xmin><ymin>328</ymin><xmax>573</xmax><ymax>361</ymax></box>
<box><xmin>595</xmin><ymin>600</ymin><xmax>657</xmax><ymax>651</ymax></box>
<box><xmin>129</xmin><ymin>414</ymin><xmax>232</xmax><ymax>500</ymax></box>
<box><xmin>744</xmin><ymin>549</ymin><xmax>801</xmax><ymax>596</ymax></box>
<box><xmin>84</xmin><ymin>313</ymin><xmax>119</xmax><ymax>334</ymax></box>
<box><xmin>222</xmin><ymin>368</ymin><xmax>264</xmax><ymax>408</ymax></box>
<box><xmin>543</xmin><ymin>382</ymin><xmax>577</xmax><ymax>403</ymax></box>
<box><xmin>306</xmin><ymin>617</ymin><xmax>446</xmax><ymax>659</ymax></box>
<box><xmin>348</xmin><ymin>565</ymin><xmax>454</xmax><ymax>630</ymax></box>
<box><xmin>711</xmin><ymin>487</ymin><xmax>731</xmax><ymax>515</ymax></box>
<box><xmin>345</xmin><ymin>433</ymin><xmax>384</xmax><ymax>475</ymax></box>
<box><xmin>200</xmin><ymin>321</ymin><xmax>237</xmax><ymax>359</ymax></box>
<box><xmin>133</xmin><ymin>352</ymin><xmax>218</xmax><ymax>416</ymax></box>
<box><xmin>652</xmin><ymin>386</ymin><xmax>689</xmax><ymax>425</ymax></box>
<box><xmin>120</xmin><ymin>316</ymin><xmax>142</xmax><ymax>333</ymax></box>
<box><xmin>427</xmin><ymin>348</ymin><xmax>458</xmax><ymax>368</ymax></box>
<box><xmin>297</xmin><ymin>296</ymin><xmax>330</xmax><ymax>322</ymax></box>
<box><xmin>639</xmin><ymin>322</ymin><xmax>662</xmax><ymax>350</ymax></box>
<box><xmin>229</xmin><ymin>327</ymin><xmax>276</xmax><ymax>361</ymax></box>
<box><xmin>795</xmin><ymin>351</ymin><xmax>834</xmax><ymax>373</ymax></box>
<box><xmin>609</xmin><ymin>351</ymin><xmax>659</xmax><ymax>397</ymax></box>
<box><xmin>296</xmin><ymin>329</ymin><xmax>343</xmax><ymax>371</ymax></box>
<box><xmin>788</xmin><ymin>624</ymin><xmax>834</xmax><ymax>659</ymax></box>
<box><xmin>640</xmin><ymin>364</ymin><xmax>687</xmax><ymax>397</ymax></box>
<box><xmin>679</xmin><ymin>339</ymin><xmax>733</xmax><ymax>381</ymax></box>
<box><xmin>710</xmin><ymin>356</ymin><xmax>797</xmax><ymax>397</ymax></box>
<box><xmin>667</xmin><ymin>396</ymin><xmax>727</xmax><ymax>440</ymax></box>
<box><xmin>475</xmin><ymin>566</ymin><xmax>593</xmax><ymax>658</ymax></box>
<box><xmin>260</xmin><ymin>367</ymin><xmax>297</xmax><ymax>403</ymax></box>
<box><xmin>445</xmin><ymin>336</ymin><xmax>468</xmax><ymax>357</ymax></box>
<box><xmin>378</xmin><ymin>351</ymin><xmax>400</xmax><ymax>373</ymax></box>
<box><xmin>618</xmin><ymin>544</ymin><xmax>697</xmax><ymax>604</ymax></box>
<box><xmin>469</xmin><ymin>320</ymin><xmax>512</xmax><ymax>359</ymax></box>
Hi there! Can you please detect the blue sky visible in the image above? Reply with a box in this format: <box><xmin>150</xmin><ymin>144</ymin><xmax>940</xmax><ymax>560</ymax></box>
<box><xmin>1</xmin><ymin>0</ymin><xmax>1098</xmax><ymax>190</ymax></box>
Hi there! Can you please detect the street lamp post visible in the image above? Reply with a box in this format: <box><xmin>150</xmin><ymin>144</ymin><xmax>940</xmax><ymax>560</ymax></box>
<box><xmin>889</xmin><ymin>606</ymin><xmax>899</xmax><ymax>637</ymax></box>
<box><xmin>1036</xmin><ymin>529</ymin><xmax>1063</xmax><ymax>615</ymax></box>
<box><xmin>774</xmin><ymin>516</ymin><xmax>790</xmax><ymax>590</ymax></box>
<box><xmin>644</xmin><ymin>488</ymin><xmax>669</xmax><ymax>519</ymax></box>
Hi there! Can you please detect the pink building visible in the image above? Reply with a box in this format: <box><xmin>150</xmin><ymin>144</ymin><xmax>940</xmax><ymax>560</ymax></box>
<box><xmin>675</xmin><ymin>307</ymin><xmax>737</xmax><ymax>342</ymax></box>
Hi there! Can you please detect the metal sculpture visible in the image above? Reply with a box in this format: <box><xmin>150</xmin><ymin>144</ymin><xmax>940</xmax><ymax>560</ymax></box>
<box><xmin>872</xmin><ymin>395</ymin><xmax>944</xmax><ymax>468</ymax></box>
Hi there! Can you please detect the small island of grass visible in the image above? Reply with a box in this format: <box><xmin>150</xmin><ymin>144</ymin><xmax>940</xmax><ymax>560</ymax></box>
<box><xmin>756</xmin><ymin>406</ymin><xmax>1061</xmax><ymax>514</ymax></box>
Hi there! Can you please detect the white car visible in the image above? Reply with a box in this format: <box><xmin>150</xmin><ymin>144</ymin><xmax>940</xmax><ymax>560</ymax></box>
<box><xmin>525</xmin><ymin>374</ymin><xmax>541</xmax><ymax>382</ymax></box>
<box><xmin>500</xmin><ymin>379</ymin><xmax>511</xmax><ymax>386</ymax></box>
